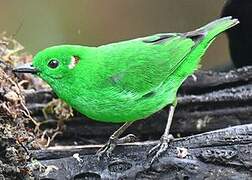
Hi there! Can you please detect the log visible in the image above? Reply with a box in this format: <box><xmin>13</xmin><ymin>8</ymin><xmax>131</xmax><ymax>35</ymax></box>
<box><xmin>180</xmin><ymin>66</ymin><xmax>252</xmax><ymax>93</ymax></box>
<box><xmin>32</xmin><ymin>124</ymin><xmax>252</xmax><ymax>179</ymax></box>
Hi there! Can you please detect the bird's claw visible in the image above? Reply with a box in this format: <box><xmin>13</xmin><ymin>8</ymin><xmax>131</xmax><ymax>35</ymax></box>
<box><xmin>96</xmin><ymin>139</ymin><xmax>116</xmax><ymax>160</ymax></box>
<box><xmin>117</xmin><ymin>134</ymin><xmax>137</xmax><ymax>144</ymax></box>
<box><xmin>148</xmin><ymin>134</ymin><xmax>174</xmax><ymax>164</ymax></box>
<box><xmin>96</xmin><ymin>134</ymin><xmax>137</xmax><ymax>160</ymax></box>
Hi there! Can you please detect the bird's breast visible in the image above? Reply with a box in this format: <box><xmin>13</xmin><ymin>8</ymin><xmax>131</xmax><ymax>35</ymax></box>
<box><xmin>61</xmin><ymin>84</ymin><xmax>176</xmax><ymax>123</ymax></box>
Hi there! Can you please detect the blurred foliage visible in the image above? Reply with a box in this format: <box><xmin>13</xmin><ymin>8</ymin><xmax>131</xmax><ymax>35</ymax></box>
<box><xmin>0</xmin><ymin>0</ymin><xmax>230</xmax><ymax>69</ymax></box>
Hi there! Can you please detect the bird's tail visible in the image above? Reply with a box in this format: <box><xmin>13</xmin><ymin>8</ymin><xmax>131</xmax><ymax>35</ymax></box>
<box><xmin>171</xmin><ymin>17</ymin><xmax>239</xmax><ymax>86</ymax></box>
<box><xmin>197</xmin><ymin>16</ymin><xmax>239</xmax><ymax>41</ymax></box>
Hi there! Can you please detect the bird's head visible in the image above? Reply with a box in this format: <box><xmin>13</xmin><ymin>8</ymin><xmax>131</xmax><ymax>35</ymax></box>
<box><xmin>13</xmin><ymin>45</ymin><xmax>89</xmax><ymax>84</ymax></box>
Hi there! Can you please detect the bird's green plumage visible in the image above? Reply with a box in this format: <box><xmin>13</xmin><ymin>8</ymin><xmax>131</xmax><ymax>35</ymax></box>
<box><xmin>32</xmin><ymin>17</ymin><xmax>238</xmax><ymax>123</ymax></box>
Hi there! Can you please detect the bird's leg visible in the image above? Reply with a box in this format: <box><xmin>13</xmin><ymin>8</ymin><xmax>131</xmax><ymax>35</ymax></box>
<box><xmin>96</xmin><ymin>121</ymin><xmax>136</xmax><ymax>159</ymax></box>
<box><xmin>148</xmin><ymin>105</ymin><xmax>175</xmax><ymax>164</ymax></box>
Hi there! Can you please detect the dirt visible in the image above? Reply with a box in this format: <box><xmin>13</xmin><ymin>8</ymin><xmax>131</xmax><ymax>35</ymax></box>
<box><xmin>0</xmin><ymin>33</ymin><xmax>72</xmax><ymax>179</ymax></box>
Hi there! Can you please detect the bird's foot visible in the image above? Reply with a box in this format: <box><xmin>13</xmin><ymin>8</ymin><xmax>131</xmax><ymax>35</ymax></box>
<box><xmin>148</xmin><ymin>134</ymin><xmax>174</xmax><ymax>164</ymax></box>
<box><xmin>96</xmin><ymin>134</ymin><xmax>137</xmax><ymax>160</ymax></box>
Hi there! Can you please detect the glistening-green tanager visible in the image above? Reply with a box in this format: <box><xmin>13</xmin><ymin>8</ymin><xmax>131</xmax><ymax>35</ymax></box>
<box><xmin>13</xmin><ymin>17</ymin><xmax>239</xmax><ymax>162</ymax></box>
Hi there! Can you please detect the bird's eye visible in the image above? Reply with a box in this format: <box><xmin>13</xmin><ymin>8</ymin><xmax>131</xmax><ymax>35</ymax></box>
<box><xmin>48</xmin><ymin>59</ymin><xmax>59</xmax><ymax>69</ymax></box>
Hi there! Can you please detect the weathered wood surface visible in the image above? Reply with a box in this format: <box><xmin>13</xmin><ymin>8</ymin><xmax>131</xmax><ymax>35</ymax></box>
<box><xmin>181</xmin><ymin>66</ymin><xmax>252</xmax><ymax>93</ymax></box>
<box><xmin>32</xmin><ymin>124</ymin><xmax>252</xmax><ymax>180</ymax></box>
<box><xmin>25</xmin><ymin>66</ymin><xmax>252</xmax><ymax>179</ymax></box>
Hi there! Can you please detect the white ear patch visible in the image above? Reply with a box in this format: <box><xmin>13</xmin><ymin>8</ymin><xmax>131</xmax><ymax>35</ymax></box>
<box><xmin>68</xmin><ymin>56</ymin><xmax>80</xmax><ymax>69</ymax></box>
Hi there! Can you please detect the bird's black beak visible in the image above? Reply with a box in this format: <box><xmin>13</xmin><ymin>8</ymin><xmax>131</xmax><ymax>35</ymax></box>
<box><xmin>12</xmin><ymin>64</ymin><xmax>38</xmax><ymax>74</ymax></box>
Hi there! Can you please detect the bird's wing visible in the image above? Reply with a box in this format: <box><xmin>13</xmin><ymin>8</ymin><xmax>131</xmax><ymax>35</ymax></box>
<box><xmin>98</xmin><ymin>33</ymin><xmax>202</xmax><ymax>97</ymax></box>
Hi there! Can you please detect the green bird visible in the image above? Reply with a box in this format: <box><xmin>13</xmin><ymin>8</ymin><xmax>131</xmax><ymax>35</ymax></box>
<box><xmin>13</xmin><ymin>17</ymin><xmax>238</xmax><ymax>162</ymax></box>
